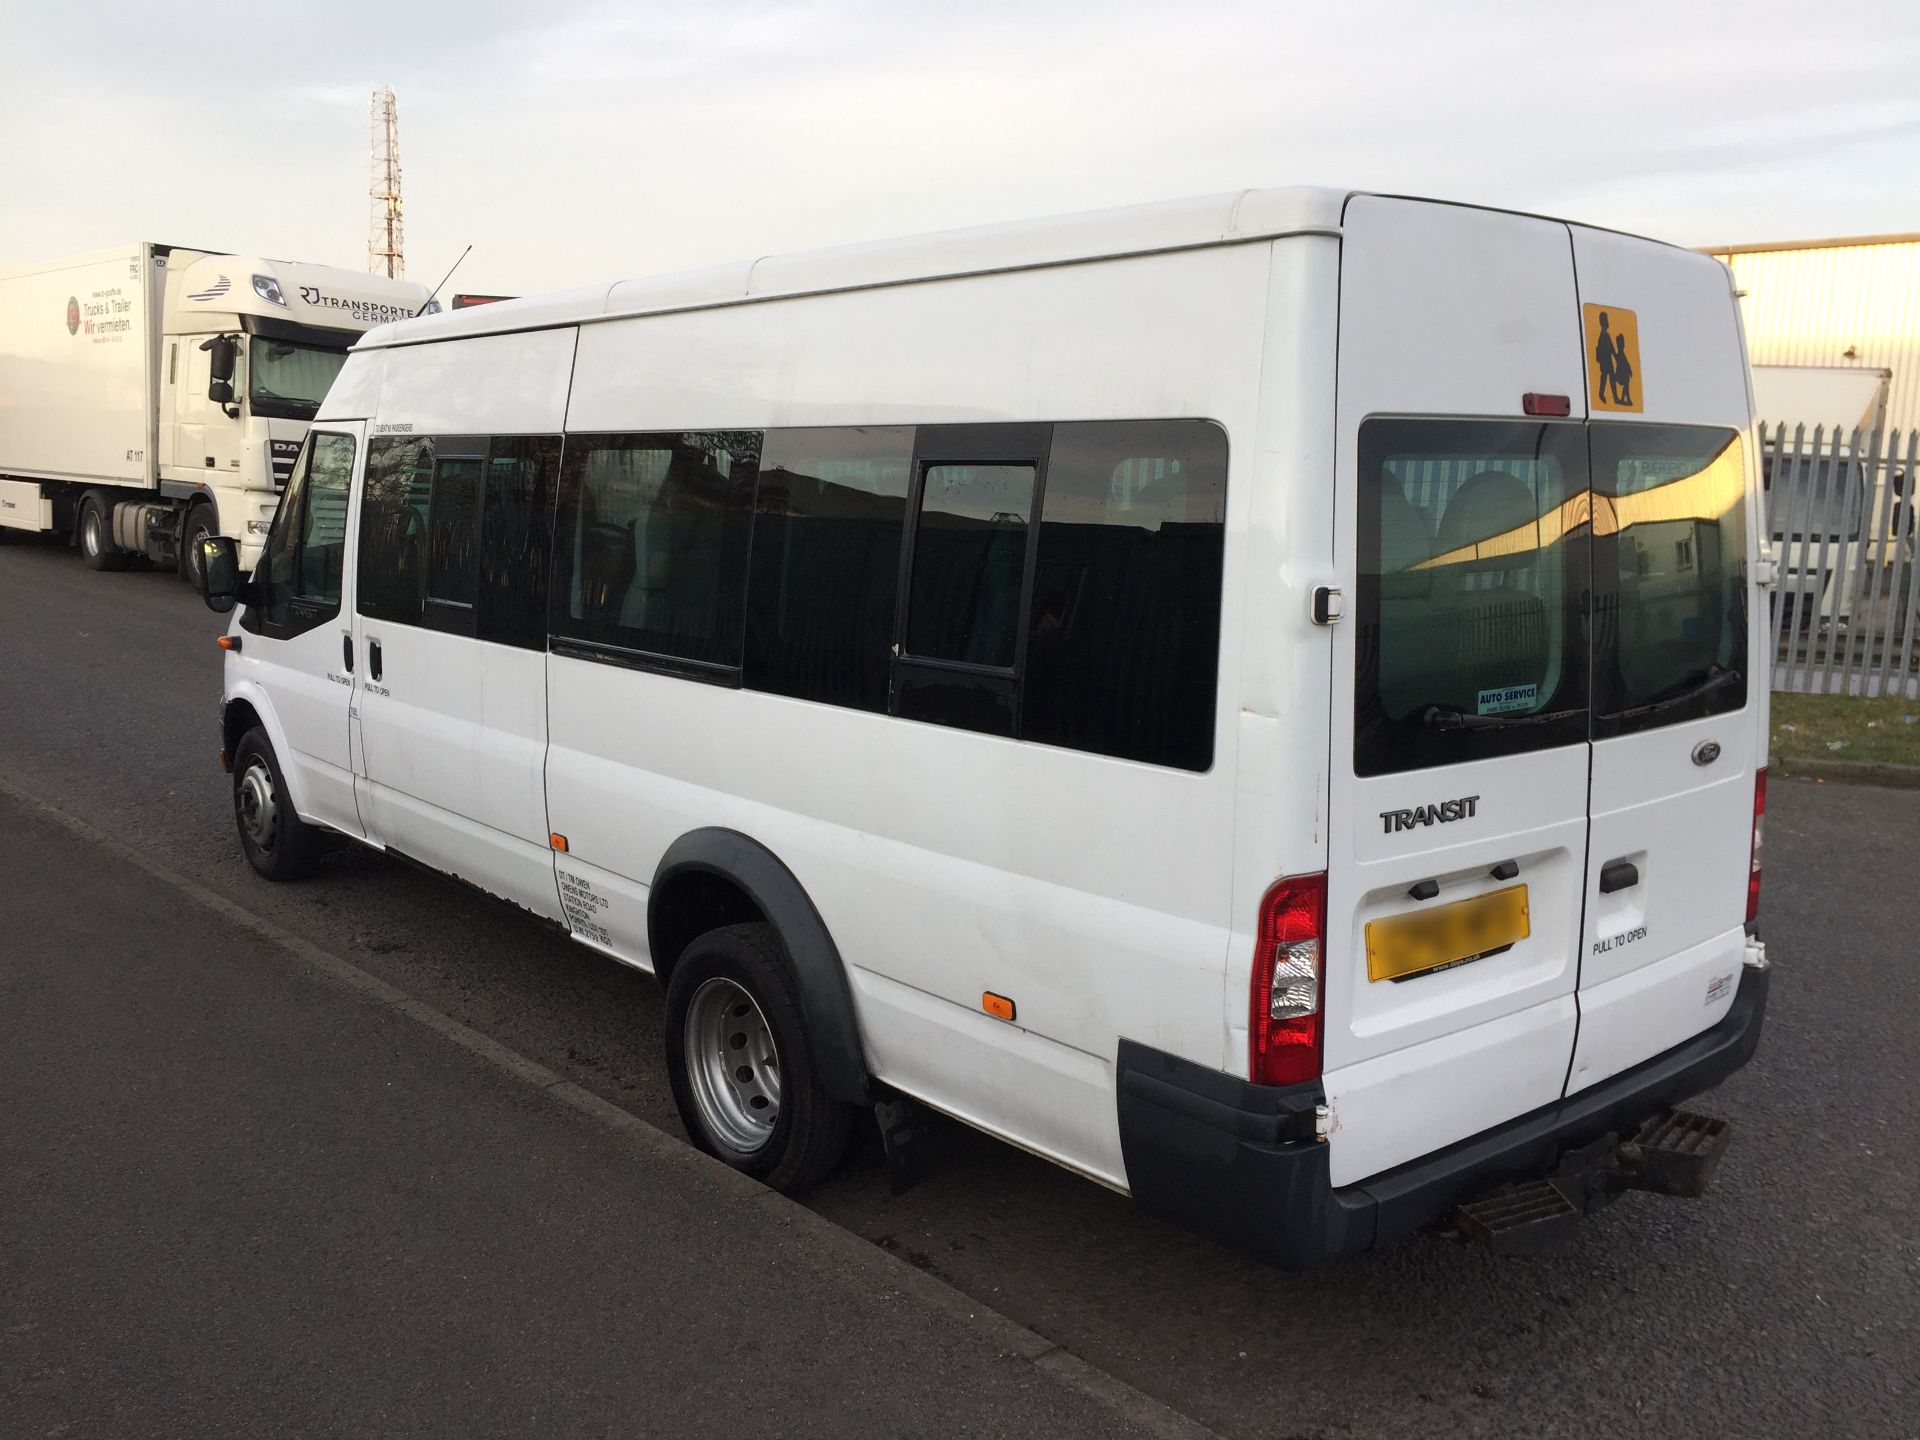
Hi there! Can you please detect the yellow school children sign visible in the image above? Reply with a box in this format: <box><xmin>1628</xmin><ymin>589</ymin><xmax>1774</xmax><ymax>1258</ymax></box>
<box><xmin>1584</xmin><ymin>304</ymin><xmax>1643</xmax><ymax>413</ymax></box>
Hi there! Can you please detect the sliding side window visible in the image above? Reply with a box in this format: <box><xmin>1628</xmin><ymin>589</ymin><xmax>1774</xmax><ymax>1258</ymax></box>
<box><xmin>549</xmin><ymin>432</ymin><xmax>760</xmax><ymax>674</ymax></box>
<box><xmin>358</xmin><ymin>434</ymin><xmax>436</xmax><ymax>626</ymax></box>
<box><xmin>744</xmin><ymin>427</ymin><xmax>913</xmax><ymax>712</ymax></box>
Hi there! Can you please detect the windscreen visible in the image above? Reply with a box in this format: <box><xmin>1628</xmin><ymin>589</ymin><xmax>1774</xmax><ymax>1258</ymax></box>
<box><xmin>249</xmin><ymin>339</ymin><xmax>349</xmax><ymax>420</ymax></box>
<box><xmin>1355</xmin><ymin>418</ymin><xmax>1590</xmax><ymax>776</ymax></box>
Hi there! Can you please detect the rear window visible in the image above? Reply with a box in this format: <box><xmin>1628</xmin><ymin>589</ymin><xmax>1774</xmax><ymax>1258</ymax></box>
<box><xmin>1355</xmin><ymin>419</ymin><xmax>1590</xmax><ymax>777</ymax></box>
<box><xmin>1590</xmin><ymin>425</ymin><xmax>1748</xmax><ymax>733</ymax></box>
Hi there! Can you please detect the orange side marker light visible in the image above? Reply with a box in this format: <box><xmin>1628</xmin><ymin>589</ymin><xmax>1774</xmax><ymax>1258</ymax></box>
<box><xmin>982</xmin><ymin>992</ymin><xmax>1016</xmax><ymax>1023</ymax></box>
<box><xmin>549</xmin><ymin>833</ymin><xmax>570</xmax><ymax>853</ymax></box>
<box><xmin>216</xmin><ymin>635</ymin><xmax>241</xmax><ymax>651</ymax></box>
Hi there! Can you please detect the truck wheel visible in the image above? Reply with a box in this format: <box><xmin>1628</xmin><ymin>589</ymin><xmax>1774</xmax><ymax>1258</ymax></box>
<box><xmin>231</xmin><ymin>727</ymin><xmax>323</xmax><ymax>881</ymax></box>
<box><xmin>178</xmin><ymin>502</ymin><xmax>216</xmax><ymax>586</ymax></box>
<box><xmin>78</xmin><ymin>495</ymin><xmax>129</xmax><ymax>572</ymax></box>
<box><xmin>665</xmin><ymin>923</ymin><xmax>854</xmax><ymax>1193</ymax></box>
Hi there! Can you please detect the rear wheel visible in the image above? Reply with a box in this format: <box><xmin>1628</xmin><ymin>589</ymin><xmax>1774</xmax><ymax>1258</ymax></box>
<box><xmin>178</xmin><ymin>501</ymin><xmax>216</xmax><ymax>586</ymax></box>
<box><xmin>230</xmin><ymin>726</ymin><xmax>323</xmax><ymax>881</ymax></box>
<box><xmin>664</xmin><ymin>923</ymin><xmax>854</xmax><ymax>1193</ymax></box>
<box><xmin>78</xmin><ymin>494</ymin><xmax>128</xmax><ymax>572</ymax></box>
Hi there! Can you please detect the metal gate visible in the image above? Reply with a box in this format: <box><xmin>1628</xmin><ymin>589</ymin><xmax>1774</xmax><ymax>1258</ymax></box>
<box><xmin>1762</xmin><ymin>423</ymin><xmax>1920</xmax><ymax>698</ymax></box>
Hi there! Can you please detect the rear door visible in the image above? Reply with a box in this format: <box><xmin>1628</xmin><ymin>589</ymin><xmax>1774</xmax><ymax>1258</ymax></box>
<box><xmin>1325</xmin><ymin>196</ymin><xmax>1593</xmax><ymax>1185</ymax></box>
<box><xmin>1566</xmin><ymin>229</ymin><xmax>1760</xmax><ymax>1092</ymax></box>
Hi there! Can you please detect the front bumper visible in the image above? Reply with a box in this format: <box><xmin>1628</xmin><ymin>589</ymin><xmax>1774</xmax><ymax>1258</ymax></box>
<box><xmin>1116</xmin><ymin>964</ymin><xmax>1769</xmax><ymax>1270</ymax></box>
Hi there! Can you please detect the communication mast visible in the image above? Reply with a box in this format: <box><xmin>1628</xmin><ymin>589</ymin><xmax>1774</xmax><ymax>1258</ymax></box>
<box><xmin>368</xmin><ymin>88</ymin><xmax>405</xmax><ymax>279</ymax></box>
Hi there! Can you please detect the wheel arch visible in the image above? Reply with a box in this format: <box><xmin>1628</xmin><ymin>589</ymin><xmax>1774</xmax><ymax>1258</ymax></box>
<box><xmin>221</xmin><ymin>681</ymin><xmax>316</xmax><ymax>820</ymax></box>
<box><xmin>649</xmin><ymin>829</ymin><xmax>872</xmax><ymax>1107</ymax></box>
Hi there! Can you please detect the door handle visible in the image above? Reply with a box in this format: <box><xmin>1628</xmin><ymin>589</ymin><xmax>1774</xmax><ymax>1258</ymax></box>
<box><xmin>1599</xmin><ymin>859</ymin><xmax>1639</xmax><ymax>894</ymax></box>
<box><xmin>343</xmin><ymin>633</ymin><xmax>354</xmax><ymax>673</ymax></box>
<box><xmin>369</xmin><ymin>638</ymin><xmax>383</xmax><ymax>682</ymax></box>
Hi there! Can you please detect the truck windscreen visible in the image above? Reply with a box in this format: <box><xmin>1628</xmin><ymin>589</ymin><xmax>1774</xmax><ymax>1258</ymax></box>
<box><xmin>250</xmin><ymin>339</ymin><xmax>350</xmax><ymax>420</ymax></box>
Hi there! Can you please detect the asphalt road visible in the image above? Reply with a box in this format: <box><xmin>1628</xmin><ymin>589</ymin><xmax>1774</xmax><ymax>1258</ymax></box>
<box><xmin>0</xmin><ymin>788</ymin><xmax>1168</xmax><ymax>1440</ymax></box>
<box><xmin>3</xmin><ymin>533</ymin><xmax>1916</xmax><ymax>1438</ymax></box>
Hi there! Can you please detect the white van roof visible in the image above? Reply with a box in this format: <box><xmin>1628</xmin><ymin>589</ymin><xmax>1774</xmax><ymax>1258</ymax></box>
<box><xmin>356</xmin><ymin>185</ymin><xmax>1354</xmax><ymax>349</ymax></box>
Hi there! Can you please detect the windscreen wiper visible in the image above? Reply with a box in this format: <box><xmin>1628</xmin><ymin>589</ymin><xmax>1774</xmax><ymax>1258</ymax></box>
<box><xmin>1609</xmin><ymin>666</ymin><xmax>1743</xmax><ymax>722</ymax></box>
<box><xmin>1421</xmin><ymin>705</ymin><xmax>1582</xmax><ymax>733</ymax></box>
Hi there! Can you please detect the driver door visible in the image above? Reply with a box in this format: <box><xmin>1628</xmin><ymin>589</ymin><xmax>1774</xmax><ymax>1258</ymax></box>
<box><xmin>238</xmin><ymin>424</ymin><xmax>367</xmax><ymax>838</ymax></box>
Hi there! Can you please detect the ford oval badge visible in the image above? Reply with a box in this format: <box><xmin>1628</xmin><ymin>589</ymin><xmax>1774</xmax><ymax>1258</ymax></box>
<box><xmin>1691</xmin><ymin>740</ymin><xmax>1722</xmax><ymax>767</ymax></box>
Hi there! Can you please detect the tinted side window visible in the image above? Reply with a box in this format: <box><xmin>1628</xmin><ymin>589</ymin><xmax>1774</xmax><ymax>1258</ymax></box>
<box><xmin>905</xmin><ymin>463</ymin><xmax>1036</xmax><ymax>668</ymax></box>
<box><xmin>247</xmin><ymin>431</ymin><xmax>354</xmax><ymax>638</ymax></box>
<box><xmin>744</xmin><ymin>427</ymin><xmax>912</xmax><ymax>711</ymax></box>
<box><xmin>359</xmin><ymin>434</ymin><xmax>435</xmax><ymax>625</ymax></box>
<box><xmin>423</xmin><ymin>453</ymin><xmax>483</xmax><ymax>635</ymax></box>
<box><xmin>477</xmin><ymin>436</ymin><xmax>561</xmax><ymax>650</ymax></box>
<box><xmin>1022</xmin><ymin>421</ymin><xmax>1228</xmax><ymax>770</ymax></box>
<box><xmin>550</xmin><ymin>432</ymin><xmax>760</xmax><ymax>670</ymax></box>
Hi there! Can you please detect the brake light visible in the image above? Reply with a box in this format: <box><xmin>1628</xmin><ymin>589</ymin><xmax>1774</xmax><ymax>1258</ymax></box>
<box><xmin>1747</xmin><ymin>767</ymin><xmax>1767</xmax><ymax>924</ymax></box>
<box><xmin>1250</xmin><ymin>873</ymin><xmax>1326</xmax><ymax>1087</ymax></box>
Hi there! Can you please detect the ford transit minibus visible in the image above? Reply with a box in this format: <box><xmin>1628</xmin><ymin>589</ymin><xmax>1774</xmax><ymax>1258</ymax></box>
<box><xmin>198</xmin><ymin>188</ymin><xmax>1771</xmax><ymax>1267</ymax></box>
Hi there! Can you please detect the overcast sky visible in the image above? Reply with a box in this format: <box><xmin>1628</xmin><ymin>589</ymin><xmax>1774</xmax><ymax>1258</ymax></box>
<box><xmin>4</xmin><ymin>1</ymin><xmax>1917</xmax><ymax>297</ymax></box>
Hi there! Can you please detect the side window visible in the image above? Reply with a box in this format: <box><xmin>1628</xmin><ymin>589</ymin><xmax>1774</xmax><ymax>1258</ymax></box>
<box><xmin>422</xmin><ymin>449</ymin><xmax>484</xmax><ymax>636</ymax></box>
<box><xmin>893</xmin><ymin>424</ymin><xmax>1050</xmax><ymax>738</ymax></box>
<box><xmin>744</xmin><ymin>427</ymin><xmax>912</xmax><ymax>711</ymax></box>
<box><xmin>550</xmin><ymin>431</ymin><xmax>760</xmax><ymax>672</ymax></box>
<box><xmin>358</xmin><ymin>435</ymin><xmax>435</xmax><ymax>625</ymax></box>
<box><xmin>245</xmin><ymin>431</ymin><xmax>354</xmax><ymax>638</ymax></box>
<box><xmin>1022</xmin><ymin>420</ymin><xmax>1228</xmax><ymax>771</ymax></box>
<box><xmin>477</xmin><ymin>436</ymin><xmax>562</xmax><ymax>650</ymax></box>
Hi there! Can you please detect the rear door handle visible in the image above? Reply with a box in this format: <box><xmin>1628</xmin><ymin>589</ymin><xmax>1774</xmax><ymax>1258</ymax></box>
<box><xmin>1599</xmin><ymin>859</ymin><xmax>1639</xmax><ymax>894</ymax></box>
<box><xmin>343</xmin><ymin>633</ymin><xmax>354</xmax><ymax>673</ymax></box>
<box><xmin>369</xmin><ymin>638</ymin><xmax>383</xmax><ymax>682</ymax></box>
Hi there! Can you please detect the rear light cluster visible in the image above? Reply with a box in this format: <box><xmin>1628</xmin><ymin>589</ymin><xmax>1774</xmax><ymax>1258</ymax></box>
<box><xmin>1747</xmin><ymin>767</ymin><xmax>1767</xmax><ymax>924</ymax></box>
<box><xmin>1250</xmin><ymin>873</ymin><xmax>1326</xmax><ymax>1087</ymax></box>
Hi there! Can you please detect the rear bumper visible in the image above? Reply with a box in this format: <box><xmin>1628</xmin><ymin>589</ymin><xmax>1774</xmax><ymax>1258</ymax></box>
<box><xmin>1115</xmin><ymin>964</ymin><xmax>1769</xmax><ymax>1270</ymax></box>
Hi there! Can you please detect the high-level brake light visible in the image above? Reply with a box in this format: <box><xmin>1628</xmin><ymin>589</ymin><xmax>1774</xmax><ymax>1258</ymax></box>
<box><xmin>1747</xmin><ymin>768</ymin><xmax>1767</xmax><ymax>924</ymax></box>
<box><xmin>1250</xmin><ymin>873</ymin><xmax>1327</xmax><ymax>1087</ymax></box>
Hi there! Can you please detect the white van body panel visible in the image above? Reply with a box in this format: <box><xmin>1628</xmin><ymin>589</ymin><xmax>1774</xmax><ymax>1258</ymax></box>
<box><xmin>549</xmin><ymin>242</ymin><xmax>1275</xmax><ymax>1177</ymax></box>
<box><xmin>1322</xmin><ymin>197</ymin><xmax>1592</xmax><ymax>1183</ymax></box>
<box><xmin>1564</xmin><ymin>226</ymin><xmax>1763</xmax><ymax>1094</ymax></box>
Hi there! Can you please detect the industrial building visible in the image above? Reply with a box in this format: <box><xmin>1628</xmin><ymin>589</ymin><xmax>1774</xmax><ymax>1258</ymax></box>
<box><xmin>1704</xmin><ymin>233</ymin><xmax>1920</xmax><ymax>434</ymax></box>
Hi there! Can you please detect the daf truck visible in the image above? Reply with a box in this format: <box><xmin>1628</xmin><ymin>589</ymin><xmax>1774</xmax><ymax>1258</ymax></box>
<box><xmin>0</xmin><ymin>244</ymin><xmax>434</xmax><ymax>582</ymax></box>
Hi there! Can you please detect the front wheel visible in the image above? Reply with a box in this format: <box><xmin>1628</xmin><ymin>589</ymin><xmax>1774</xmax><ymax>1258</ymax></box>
<box><xmin>178</xmin><ymin>502</ymin><xmax>216</xmax><ymax>586</ymax></box>
<box><xmin>664</xmin><ymin>923</ymin><xmax>854</xmax><ymax>1193</ymax></box>
<box><xmin>230</xmin><ymin>726</ymin><xmax>324</xmax><ymax>881</ymax></box>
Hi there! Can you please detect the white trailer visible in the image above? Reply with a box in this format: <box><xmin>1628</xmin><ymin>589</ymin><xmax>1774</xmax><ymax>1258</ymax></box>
<box><xmin>0</xmin><ymin>243</ymin><xmax>432</xmax><ymax>581</ymax></box>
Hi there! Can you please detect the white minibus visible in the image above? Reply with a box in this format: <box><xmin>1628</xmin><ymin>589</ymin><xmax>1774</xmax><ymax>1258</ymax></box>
<box><xmin>198</xmin><ymin>188</ymin><xmax>1772</xmax><ymax>1266</ymax></box>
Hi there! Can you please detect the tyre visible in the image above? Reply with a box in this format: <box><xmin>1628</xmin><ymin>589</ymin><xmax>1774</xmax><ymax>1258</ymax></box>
<box><xmin>230</xmin><ymin>726</ymin><xmax>323</xmax><ymax>881</ymax></box>
<box><xmin>78</xmin><ymin>494</ymin><xmax>129</xmax><ymax>572</ymax></box>
<box><xmin>664</xmin><ymin>922</ymin><xmax>854</xmax><ymax>1192</ymax></box>
<box><xmin>178</xmin><ymin>502</ymin><xmax>216</xmax><ymax>586</ymax></box>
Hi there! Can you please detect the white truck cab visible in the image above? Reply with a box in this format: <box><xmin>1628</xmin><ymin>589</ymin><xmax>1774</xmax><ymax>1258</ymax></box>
<box><xmin>197</xmin><ymin>188</ymin><xmax>1772</xmax><ymax>1267</ymax></box>
<box><xmin>0</xmin><ymin>244</ymin><xmax>433</xmax><ymax>581</ymax></box>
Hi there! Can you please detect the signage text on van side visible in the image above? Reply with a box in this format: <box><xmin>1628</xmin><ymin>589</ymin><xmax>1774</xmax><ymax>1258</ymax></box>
<box><xmin>1379</xmin><ymin>796</ymin><xmax>1480</xmax><ymax>834</ymax></box>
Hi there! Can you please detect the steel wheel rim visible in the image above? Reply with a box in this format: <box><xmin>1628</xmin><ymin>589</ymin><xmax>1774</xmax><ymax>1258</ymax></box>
<box><xmin>684</xmin><ymin>977</ymin><xmax>780</xmax><ymax>1153</ymax></box>
<box><xmin>237</xmin><ymin>760</ymin><xmax>278</xmax><ymax>850</ymax></box>
<box><xmin>82</xmin><ymin>508</ymin><xmax>102</xmax><ymax>556</ymax></box>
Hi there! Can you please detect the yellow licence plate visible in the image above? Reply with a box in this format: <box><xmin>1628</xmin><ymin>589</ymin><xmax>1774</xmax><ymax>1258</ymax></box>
<box><xmin>1365</xmin><ymin>884</ymin><xmax>1531</xmax><ymax>983</ymax></box>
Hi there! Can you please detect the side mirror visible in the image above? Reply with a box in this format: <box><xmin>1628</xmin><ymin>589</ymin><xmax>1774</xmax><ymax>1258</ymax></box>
<box><xmin>198</xmin><ymin>535</ymin><xmax>242</xmax><ymax>614</ymax></box>
<box><xmin>202</xmin><ymin>334</ymin><xmax>238</xmax><ymax>406</ymax></box>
